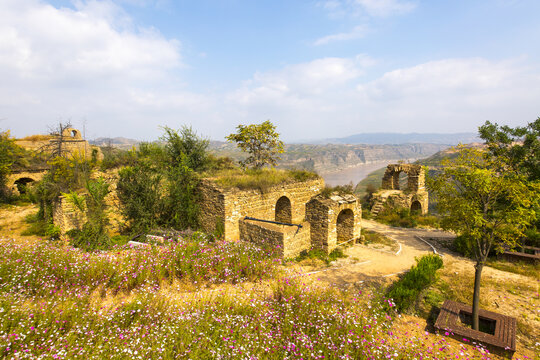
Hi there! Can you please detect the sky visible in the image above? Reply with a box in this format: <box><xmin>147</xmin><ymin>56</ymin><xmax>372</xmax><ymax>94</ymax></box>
<box><xmin>1</xmin><ymin>0</ymin><xmax>539</xmax><ymax>142</ymax></box>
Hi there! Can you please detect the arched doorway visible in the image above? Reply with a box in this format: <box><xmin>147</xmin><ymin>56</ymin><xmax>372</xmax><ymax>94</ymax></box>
<box><xmin>411</xmin><ymin>200</ymin><xmax>422</xmax><ymax>214</ymax></box>
<box><xmin>14</xmin><ymin>177</ymin><xmax>35</xmax><ymax>194</ymax></box>
<box><xmin>275</xmin><ymin>196</ymin><xmax>292</xmax><ymax>223</ymax></box>
<box><xmin>336</xmin><ymin>209</ymin><xmax>354</xmax><ymax>243</ymax></box>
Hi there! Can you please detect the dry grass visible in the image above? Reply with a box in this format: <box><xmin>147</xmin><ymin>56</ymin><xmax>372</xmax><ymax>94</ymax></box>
<box><xmin>206</xmin><ymin>168</ymin><xmax>319</xmax><ymax>192</ymax></box>
<box><xmin>18</xmin><ymin>134</ymin><xmax>53</xmax><ymax>141</ymax></box>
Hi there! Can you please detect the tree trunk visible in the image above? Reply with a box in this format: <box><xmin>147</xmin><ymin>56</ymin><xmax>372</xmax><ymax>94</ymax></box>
<box><xmin>472</xmin><ymin>261</ymin><xmax>484</xmax><ymax>331</ymax></box>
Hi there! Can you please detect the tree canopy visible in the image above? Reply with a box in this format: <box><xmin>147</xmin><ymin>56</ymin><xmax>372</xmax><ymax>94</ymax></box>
<box><xmin>226</xmin><ymin>120</ymin><xmax>284</xmax><ymax>169</ymax></box>
<box><xmin>428</xmin><ymin>145</ymin><xmax>539</xmax><ymax>330</ymax></box>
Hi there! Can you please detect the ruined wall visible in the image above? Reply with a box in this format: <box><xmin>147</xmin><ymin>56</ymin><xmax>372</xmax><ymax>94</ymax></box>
<box><xmin>199</xmin><ymin>178</ymin><xmax>324</xmax><ymax>241</ymax></box>
<box><xmin>239</xmin><ymin>219</ymin><xmax>311</xmax><ymax>258</ymax></box>
<box><xmin>16</xmin><ymin>128</ymin><xmax>103</xmax><ymax>161</ymax></box>
<box><xmin>7</xmin><ymin>171</ymin><xmax>46</xmax><ymax>195</ymax></box>
<box><xmin>53</xmin><ymin>196</ymin><xmax>86</xmax><ymax>234</ymax></box>
<box><xmin>372</xmin><ymin>163</ymin><xmax>429</xmax><ymax>216</ymax></box>
<box><xmin>381</xmin><ymin>164</ymin><xmax>426</xmax><ymax>192</ymax></box>
<box><xmin>306</xmin><ymin>194</ymin><xmax>362</xmax><ymax>253</ymax></box>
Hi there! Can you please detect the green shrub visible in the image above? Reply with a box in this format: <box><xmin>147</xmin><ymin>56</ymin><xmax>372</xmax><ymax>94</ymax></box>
<box><xmin>296</xmin><ymin>247</ymin><xmax>346</xmax><ymax>264</ymax></box>
<box><xmin>387</xmin><ymin>254</ymin><xmax>443</xmax><ymax>312</ymax></box>
<box><xmin>45</xmin><ymin>223</ymin><xmax>62</xmax><ymax>240</ymax></box>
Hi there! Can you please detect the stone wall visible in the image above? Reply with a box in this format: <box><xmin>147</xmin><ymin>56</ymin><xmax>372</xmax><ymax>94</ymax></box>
<box><xmin>198</xmin><ymin>178</ymin><xmax>324</xmax><ymax>241</ymax></box>
<box><xmin>239</xmin><ymin>219</ymin><xmax>311</xmax><ymax>258</ymax></box>
<box><xmin>381</xmin><ymin>164</ymin><xmax>425</xmax><ymax>192</ymax></box>
<box><xmin>372</xmin><ymin>163</ymin><xmax>429</xmax><ymax>216</ymax></box>
<box><xmin>7</xmin><ymin>170</ymin><xmax>46</xmax><ymax>195</ymax></box>
<box><xmin>306</xmin><ymin>194</ymin><xmax>362</xmax><ymax>252</ymax></box>
<box><xmin>53</xmin><ymin>196</ymin><xmax>86</xmax><ymax>234</ymax></box>
<box><xmin>16</xmin><ymin>128</ymin><xmax>103</xmax><ymax>161</ymax></box>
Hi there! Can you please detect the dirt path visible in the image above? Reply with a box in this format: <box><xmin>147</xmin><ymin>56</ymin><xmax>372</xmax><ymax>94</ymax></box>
<box><xmin>300</xmin><ymin>219</ymin><xmax>455</xmax><ymax>286</ymax></box>
<box><xmin>0</xmin><ymin>203</ymin><xmax>41</xmax><ymax>242</ymax></box>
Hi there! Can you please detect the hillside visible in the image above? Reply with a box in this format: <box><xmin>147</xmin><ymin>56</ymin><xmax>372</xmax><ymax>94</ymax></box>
<box><xmin>312</xmin><ymin>132</ymin><xmax>480</xmax><ymax>145</ymax></box>
<box><xmin>210</xmin><ymin>141</ymin><xmax>449</xmax><ymax>174</ymax></box>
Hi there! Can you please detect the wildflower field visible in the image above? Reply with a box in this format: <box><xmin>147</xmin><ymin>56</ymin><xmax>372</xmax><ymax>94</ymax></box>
<box><xmin>0</xmin><ymin>237</ymin><xmax>506</xmax><ymax>359</ymax></box>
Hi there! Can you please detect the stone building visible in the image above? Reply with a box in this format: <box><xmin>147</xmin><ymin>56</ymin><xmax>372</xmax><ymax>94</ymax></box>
<box><xmin>306</xmin><ymin>194</ymin><xmax>362</xmax><ymax>253</ymax></box>
<box><xmin>199</xmin><ymin>177</ymin><xmax>362</xmax><ymax>258</ymax></box>
<box><xmin>9</xmin><ymin>128</ymin><xmax>103</xmax><ymax>195</ymax></box>
<box><xmin>370</xmin><ymin>164</ymin><xmax>429</xmax><ymax>217</ymax></box>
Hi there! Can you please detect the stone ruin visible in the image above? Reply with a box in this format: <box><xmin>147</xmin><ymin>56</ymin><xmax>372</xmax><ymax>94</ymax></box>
<box><xmin>198</xmin><ymin>177</ymin><xmax>362</xmax><ymax>258</ymax></box>
<box><xmin>10</xmin><ymin>128</ymin><xmax>103</xmax><ymax>196</ymax></box>
<box><xmin>370</xmin><ymin>164</ymin><xmax>428</xmax><ymax>217</ymax></box>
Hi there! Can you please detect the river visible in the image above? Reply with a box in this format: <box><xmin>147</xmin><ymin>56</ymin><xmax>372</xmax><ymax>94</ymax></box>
<box><xmin>320</xmin><ymin>160</ymin><xmax>417</xmax><ymax>186</ymax></box>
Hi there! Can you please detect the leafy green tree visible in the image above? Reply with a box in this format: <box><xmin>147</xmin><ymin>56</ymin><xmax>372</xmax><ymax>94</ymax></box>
<box><xmin>0</xmin><ymin>131</ymin><xmax>21</xmax><ymax>199</ymax></box>
<box><xmin>479</xmin><ymin>117</ymin><xmax>540</xmax><ymax>181</ymax></box>
<box><xmin>428</xmin><ymin>146</ymin><xmax>539</xmax><ymax>331</ymax></box>
<box><xmin>161</xmin><ymin>126</ymin><xmax>209</xmax><ymax>171</ymax></box>
<box><xmin>226</xmin><ymin>120</ymin><xmax>284</xmax><ymax>169</ymax></box>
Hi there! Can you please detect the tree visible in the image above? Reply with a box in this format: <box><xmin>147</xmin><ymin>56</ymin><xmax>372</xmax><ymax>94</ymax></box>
<box><xmin>478</xmin><ymin>117</ymin><xmax>540</xmax><ymax>181</ymax></box>
<box><xmin>0</xmin><ymin>131</ymin><xmax>21</xmax><ymax>199</ymax></box>
<box><xmin>226</xmin><ymin>120</ymin><xmax>284</xmax><ymax>169</ymax></box>
<box><xmin>161</xmin><ymin>126</ymin><xmax>209</xmax><ymax>171</ymax></box>
<box><xmin>428</xmin><ymin>146</ymin><xmax>538</xmax><ymax>331</ymax></box>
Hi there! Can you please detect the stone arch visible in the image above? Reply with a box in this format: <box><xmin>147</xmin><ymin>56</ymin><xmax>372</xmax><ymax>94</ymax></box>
<box><xmin>336</xmin><ymin>208</ymin><xmax>354</xmax><ymax>243</ymax></box>
<box><xmin>14</xmin><ymin>177</ymin><xmax>36</xmax><ymax>194</ymax></box>
<box><xmin>62</xmin><ymin>128</ymin><xmax>82</xmax><ymax>140</ymax></box>
<box><xmin>410</xmin><ymin>200</ymin><xmax>422</xmax><ymax>213</ymax></box>
<box><xmin>275</xmin><ymin>196</ymin><xmax>292</xmax><ymax>223</ymax></box>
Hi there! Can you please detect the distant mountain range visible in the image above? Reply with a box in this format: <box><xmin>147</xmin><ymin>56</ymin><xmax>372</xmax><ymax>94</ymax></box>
<box><xmin>309</xmin><ymin>132</ymin><xmax>480</xmax><ymax>145</ymax></box>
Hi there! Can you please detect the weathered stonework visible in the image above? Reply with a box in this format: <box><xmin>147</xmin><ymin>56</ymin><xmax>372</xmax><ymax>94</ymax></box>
<box><xmin>198</xmin><ymin>178</ymin><xmax>324</xmax><ymax>241</ymax></box>
<box><xmin>239</xmin><ymin>219</ymin><xmax>311</xmax><ymax>258</ymax></box>
<box><xmin>371</xmin><ymin>164</ymin><xmax>429</xmax><ymax>216</ymax></box>
<box><xmin>199</xmin><ymin>177</ymin><xmax>362</xmax><ymax>257</ymax></box>
<box><xmin>306</xmin><ymin>194</ymin><xmax>362</xmax><ymax>253</ymax></box>
<box><xmin>15</xmin><ymin>128</ymin><xmax>103</xmax><ymax>161</ymax></box>
<box><xmin>7</xmin><ymin>170</ymin><xmax>46</xmax><ymax>195</ymax></box>
<box><xmin>53</xmin><ymin>196</ymin><xmax>87</xmax><ymax>234</ymax></box>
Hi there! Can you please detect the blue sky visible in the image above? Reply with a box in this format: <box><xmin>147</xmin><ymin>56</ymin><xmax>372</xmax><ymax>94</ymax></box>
<box><xmin>1</xmin><ymin>0</ymin><xmax>540</xmax><ymax>141</ymax></box>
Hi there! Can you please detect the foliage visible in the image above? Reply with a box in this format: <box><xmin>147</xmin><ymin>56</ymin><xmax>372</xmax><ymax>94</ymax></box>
<box><xmin>64</xmin><ymin>177</ymin><xmax>111</xmax><ymax>251</ymax></box>
<box><xmin>161</xmin><ymin>126</ymin><xmax>209</xmax><ymax>171</ymax></box>
<box><xmin>116</xmin><ymin>128</ymin><xmax>211</xmax><ymax>233</ymax></box>
<box><xmin>375</xmin><ymin>206</ymin><xmax>440</xmax><ymax>229</ymax></box>
<box><xmin>428</xmin><ymin>145</ymin><xmax>539</xmax><ymax>330</ymax></box>
<box><xmin>295</xmin><ymin>247</ymin><xmax>346</xmax><ymax>264</ymax></box>
<box><xmin>319</xmin><ymin>183</ymin><xmax>354</xmax><ymax>198</ymax></box>
<box><xmin>99</xmin><ymin>146</ymin><xmax>136</xmax><ymax>170</ymax></box>
<box><xmin>0</xmin><ymin>131</ymin><xmax>24</xmax><ymax>200</ymax></box>
<box><xmin>479</xmin><ymin>117</ymin><xmax>540</xmax><ymax>181</ymax></box>
<box><xmin>226</xmin><ymin>120</ymin><xmax>284</xmax><ymax>169</ymax></box>
<box><xmin>387</xmin><ymin>254</ymin><xmax>443</xmax><ymax>312</ymax></box>
<box><xmin>428</xmin><ymin>146</ymin><xmax>538</xmax><ymax>257</ymax></box>
<box><xmin>117</xmin><ymin>162</ymin><xmax>164</xmax><ymax>234</ymax></box>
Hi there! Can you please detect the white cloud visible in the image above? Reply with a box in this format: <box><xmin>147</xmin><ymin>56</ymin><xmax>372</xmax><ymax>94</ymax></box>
<box><xmin>225</xmin><ymin>57</ymin><xmax>540</xmax><ymax>139</ymax></box>
<box><xmin>316</xmin><ymin>0</ymin><xmax>416</xmax><ymax>45</ymax></box>
<box><xmin>0</xmin><ymin>0</ymin><xmax>190</xmax><ymax>139</ymax></box>
<box><xmin>313</xmin><ymin>25</ymin><xmax>368</xmax><ymax>46</ymax></box>
<box><xmin>320</xmin><ymin>0</ymin><xmax>416</xmax><ymax>18</ymax></box>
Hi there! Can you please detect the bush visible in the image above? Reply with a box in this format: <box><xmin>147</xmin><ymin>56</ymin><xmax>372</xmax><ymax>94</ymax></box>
<box><xmin>296</xmin><ymin>247</ymin><xmax>346</xmax><ymax>264</ymax></box>
<box><xmin>387</xmin><ymin>254</ymin><xmax>443</xmax><ymax>312</ymax></box>
<box><xmin>376</xmin><ymin>206</ymin><xmax>439</xmax><ymax>229</ymax></box>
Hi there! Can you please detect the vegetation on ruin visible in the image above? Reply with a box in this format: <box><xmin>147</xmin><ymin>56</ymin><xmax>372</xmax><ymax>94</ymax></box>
<box><xmin>319</xmin><ymin>183</ymin><xmax>355</xmax><ymax>198</ymax></box>
<box><xmin>207</xmin><ymin>167</ymin><xmax>319</xmax><ymax>192</ymax></box>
